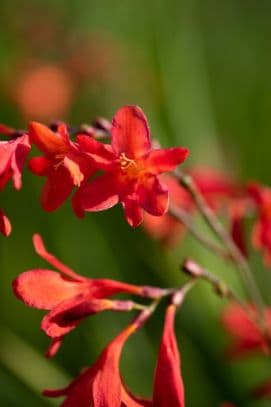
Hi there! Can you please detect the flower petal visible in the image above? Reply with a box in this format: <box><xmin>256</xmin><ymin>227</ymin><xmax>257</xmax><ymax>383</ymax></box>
<box><xmin>0</xmin><ymin>208</ymin><xmax>11</xmax><ymax>236</ymax></box>
<box><xmin>41</xmin><ymin>166</ymin><xmax>74</xmax><ymax>211</ymax></box>
<box><xmin>12</xmin><ymin>269</ymin><xmax>84</xmax><ymax>310</ymax></box>
<box><xmin>145</xmin><ymin>147</ymin><xmax>189</xmax><ymax>174</ymax></box>
<box><xmin>112</xmin><ymin>106</ymin><xmax>151</xmax><ymax>158</ymax></box>
<box><xmin>11</xmin><ymin>134</ymin><xmax>31</xmax><ymax>190</ymax></box>
<box><xmin>46</xmin><ymin>338</ymin><xmax>63</xmax><ymax>358</ymax></box>
<box><xmin>79</xmin><ymin>172</ymin><xmax>119</xmax><ymax>212</ymax></box>
<box><xmin>122</xmin><ymin>199</ymin><xmax>143</xmax><ymax>227</ymax></box>
<box><xmin>138</xmin><ymin>177</ymin><xmax>169</xmax><ymax>216</ymax></box>
<box><xmin>153</xmin><ymin>305</ymin><xmax>185</xmax><ymax>407</ymax></box>
<box><xmin>29</xmin><ymin>122</ymin><xmax>68</xmax><ymax>155</ymax></box>
<box><xmin>28</xmin><ymin>156</ymin><xmax>52</xmax><ymax>175</ymax></box>
<box><xmin>76</xmin><ymin>134</ymin><xmax>115</xmax><ymax>169</ymax></box>
<box><xmin>33</xmin><ymin>233</ymin><xmax>85</xmax><ymax>281</ymax></box>
<box><xmin>41</xmin><ymin>297</ymin><xmax>114</xmax><ymax>338</ymax></box>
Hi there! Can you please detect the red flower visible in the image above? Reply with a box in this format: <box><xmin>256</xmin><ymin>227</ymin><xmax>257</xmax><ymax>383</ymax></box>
<box><xmin>43</xmin><ymin>304</ymin><xmax>185</xmax><ymax>407</ymax></box>
<box><xmin>44</xmin><ymin>310</ymin><xmax>153</xmax><ymax>407</ymax></box>
<box><xmin>28</xmin><ymin>122</ymin><xmax>99</xmax><ymax>212</ymax></box>
<box><xmin>152</xmin><ymin>304</ymin><xmax>185</xmax><ymax>407</ymax></box>
<box><xmin>0</xmin><ymin>133</ymin><xmax>31</xmax><ymax>236</ymax></box>
<box><xmin>248</xmin><ymin>182</ymin><xmax>271</xmax><ymax>265</ymax></box>
<box><xmin>44</xmin><ymin>323</ymin><xmax>136</xmax><ymax>407</ymax></box>
<box><xmin>221</xmin><ymin>303</ymin><xmax>271</xmax><ymax>357</ymax></box>
<box><xmin>77</xmin><ymin>105</ymin><xmax>189</xmax><ymax>227</ymax></box>
<box><xmin>143</xmin><ymin>167</ymin><xmax>237</xmax><ymax>246</ymax></box>
<box><xmin>13</xmin><ymin>234</ymin><xmax>148</xmax><ymax>357</ymax></box>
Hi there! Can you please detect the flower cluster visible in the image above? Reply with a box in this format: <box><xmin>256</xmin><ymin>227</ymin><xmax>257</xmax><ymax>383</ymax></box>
<box><xmin>13</xmin><ymin>234</ymin><xmax>185</xmax><ymax>406</ymax></box>
<box><xmin>4</xmin><ymin>104</ymin><xmax>271</xmax><ymax>405</ymax></box>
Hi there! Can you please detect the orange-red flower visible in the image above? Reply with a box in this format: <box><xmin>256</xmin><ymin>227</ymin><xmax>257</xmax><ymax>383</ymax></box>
<box><xmin>221</xmin><ymin>303</ymin><xmax>271</xmax><ymax>357</ymax></box>
<box><xmin>152</xmin><ymin>304</ymin><xmax>185</xmax><ymax>407</ymax></box>
<box><xmin>0</xmin><ymin>133</ymin><xmax>31</xmax><ymax>236</ymax></box>
<box><xmin>13</xmin><ymin>234</ymin><xmax>148</xmax><ymax>357</ymax></box>
<box><xmin>43</xmin><ymin>309</ymin><xmax>154</xmax><ymax>407</ymax></box>
<box><xmin>43</xmin><ymin>304</ymin><xmax>185</xmax><ymax>407</ymax></box>
<box><xmin>247</xmin><ymin>182</ymin><xmax>271</xmax><ymax>265</ymax></box>
<box><xmin>28</xmin><ymin>122</ymin><xmax>100</xmax><ymax>212</ymax></box>
<box><xmin>77</xmin><ymin>105</ymin><xmax>189</xmax><ymax>227</ymax></box>
<box><xmin>44</xmin><ymin>323</ymin><xmax>137</xmax><ymax>407</ymax></box>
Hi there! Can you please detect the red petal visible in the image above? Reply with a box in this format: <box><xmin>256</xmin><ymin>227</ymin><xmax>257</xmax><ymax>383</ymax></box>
<box><xmin>80</xmin><ymin>173</ymin><xmax>119</xmax><ymax>212</ymax></box>
<box><xmin>112</xmin><ymin>106</ymin><xmax>151</xmax><ymax>159</ymax></box>
<box><xmin>0</xmin><ymin>124</ymin><xmax>15</xmax><ymax>136</ymax></box>
<box><xmin>11</xmin><ymin>134</ymin><xmax>31</xmax><ymax>190</ymax></box>
<box><xmin>88</xmin><ymin>278</ymin><xmax>143</xmax><ymax>298</ymax></box>
<box><xmin>92</xmin><ymin>326</ymin><xmax>133</xmax><ymax>407</ymax></box>
<box><xmin>41</xmin><ymin>297</ymin><xmax>114</xmax><ymax>338</ymax></box>
<box><xmin>28</xmin><ymin>156</ymin><xmax>52</xmax><ymax>175</ymax></box>
<box><xmin>76</xmin><ymin>134</ymin><xmax>115</xmax><ymax>169</ymax></box>
<box><xmin>121</xmin><ymin>382</ymin><xmax>152</xmax><ymax>406</ymax></box>
<box><xmin>153</xmin><ymin>305</ymin><xmax>185</xmax><ymax>407</ymax></box>
<box><xmin>138</xmin><ymin>177</ymin><xmax>169</xmax><ymax>216</ymax></box>
<box><xmin>29</xmin><ymin>122</ymin><xmax>68</xmax><ymax>155</ymax></box>
<box><xmin>41</xmin><ymin>166</ymin><xmax>74</xmax><ymax>212</ymax></box>
<box><xmin>33</xmin><ymin>234</ymin><xmax>84</xmax><ymax>281</ymax></box>
<box><xmin>0</xmin><ymin>208</ymin><xmax>11</xmax><ymax>236</ymax></box>
<box><xmin>247</xmin><ymin>182</ymin><xmax>264</xmax><ymax>206</ymax></box>
<box><xmin>12</xmin><ymin>269</ymin><xmax>84</xmax><ymax>310</ymax></box>
<box><xmin>46</xmin><ymin>338</ymin><xmax>63</xmax><ymax>358</ymax></box>
<box><xmin>221</xmin><ymin>303</ymin><xmax>267</xmax><ymax>357</ymax></box>
<box><xmin>0</xmin><ymin>141</ymin><xmax>15</xmax><ymax>175</ymax></box>
<box><xmin>145</xmin><ymin>147</ymin><xmax>189</xmax><ymax>174</ymax></box>
<box><xmin>44</xmin><ymin>365</ymin><xmax>95</xmax><ymax>406</ymax></box>
<box><xmin>122</xmin><ymin>199</ymin><xmax>143</xmax><ymax>227</ymax></box>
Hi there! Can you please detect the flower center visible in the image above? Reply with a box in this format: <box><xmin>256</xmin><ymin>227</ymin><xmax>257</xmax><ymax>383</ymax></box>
<box><xmin>119</xmin><ymin>153</ymin><xmax>137</xmax><ymax>171</ymax></box>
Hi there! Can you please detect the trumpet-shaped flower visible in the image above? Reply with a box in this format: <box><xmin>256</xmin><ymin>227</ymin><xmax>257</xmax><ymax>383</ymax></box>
<box><xmin>13</xmin><ymin>234</ymin><xmax>148</xmax><ymax>357</ymax></box>
<box><xmin>77</xmin><ymin>105</ymin><xmax>189</xmax><ymax>227</ymax></box>
<box><xmin>44</xmin><ymin>311</ymin><xmax>153</xmax><ymax>407</ymax></box>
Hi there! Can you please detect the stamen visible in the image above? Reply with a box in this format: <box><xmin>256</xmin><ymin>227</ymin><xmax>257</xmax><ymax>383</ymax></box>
<box><xmin>119</xmin><ymin>153</ymin><xmax>136</xmax><ymax>171</ymax></box>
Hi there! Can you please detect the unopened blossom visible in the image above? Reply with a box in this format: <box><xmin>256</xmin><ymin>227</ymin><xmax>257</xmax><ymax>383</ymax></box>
<box><xmin>222</xmin><ymin>303</ymin><xmax>271</xmax><ymax>357</ymax></box>
<box><xmin>0</xmin><ymin>132</ymin><xmax>31</xmax><ymax>236</ymax></box>
<box><xmin>13</xmin><ymin>234</ymin><xmax>149</xmax><ymax>357</ymax></box>
<box><xmin>247</xmin><ymin>182</ymin><xmax>271</xmax><ymax>265</ymax></box>
<box><xmin>77</xmin><ymin>105</ymin><xmax>189</xmax><ymax>227</ymax></box>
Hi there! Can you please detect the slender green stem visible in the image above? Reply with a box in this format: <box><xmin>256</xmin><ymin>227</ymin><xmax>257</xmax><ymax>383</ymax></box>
<box><xmin>174</xmin><ymin>169</ymin><xmax>265</xmax><ymax>313</ymax></box>
<box><xmin>169</xmin><ymin>204</ymin><xmax>229</xmax><ymax>259</ymax></box>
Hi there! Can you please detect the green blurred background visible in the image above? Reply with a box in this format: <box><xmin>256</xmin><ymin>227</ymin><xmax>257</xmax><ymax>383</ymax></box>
<box><xmin>0</xmin><ymin>0</ymin><xmax>271</xmax><ymax>406</ymax></box>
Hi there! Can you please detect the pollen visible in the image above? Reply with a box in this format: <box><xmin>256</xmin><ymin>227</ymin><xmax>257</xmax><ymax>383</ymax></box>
<box><xmin>119</xmin><ymin>153</ymin><xmax>137</xmax><ymax>171</ymax></box>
